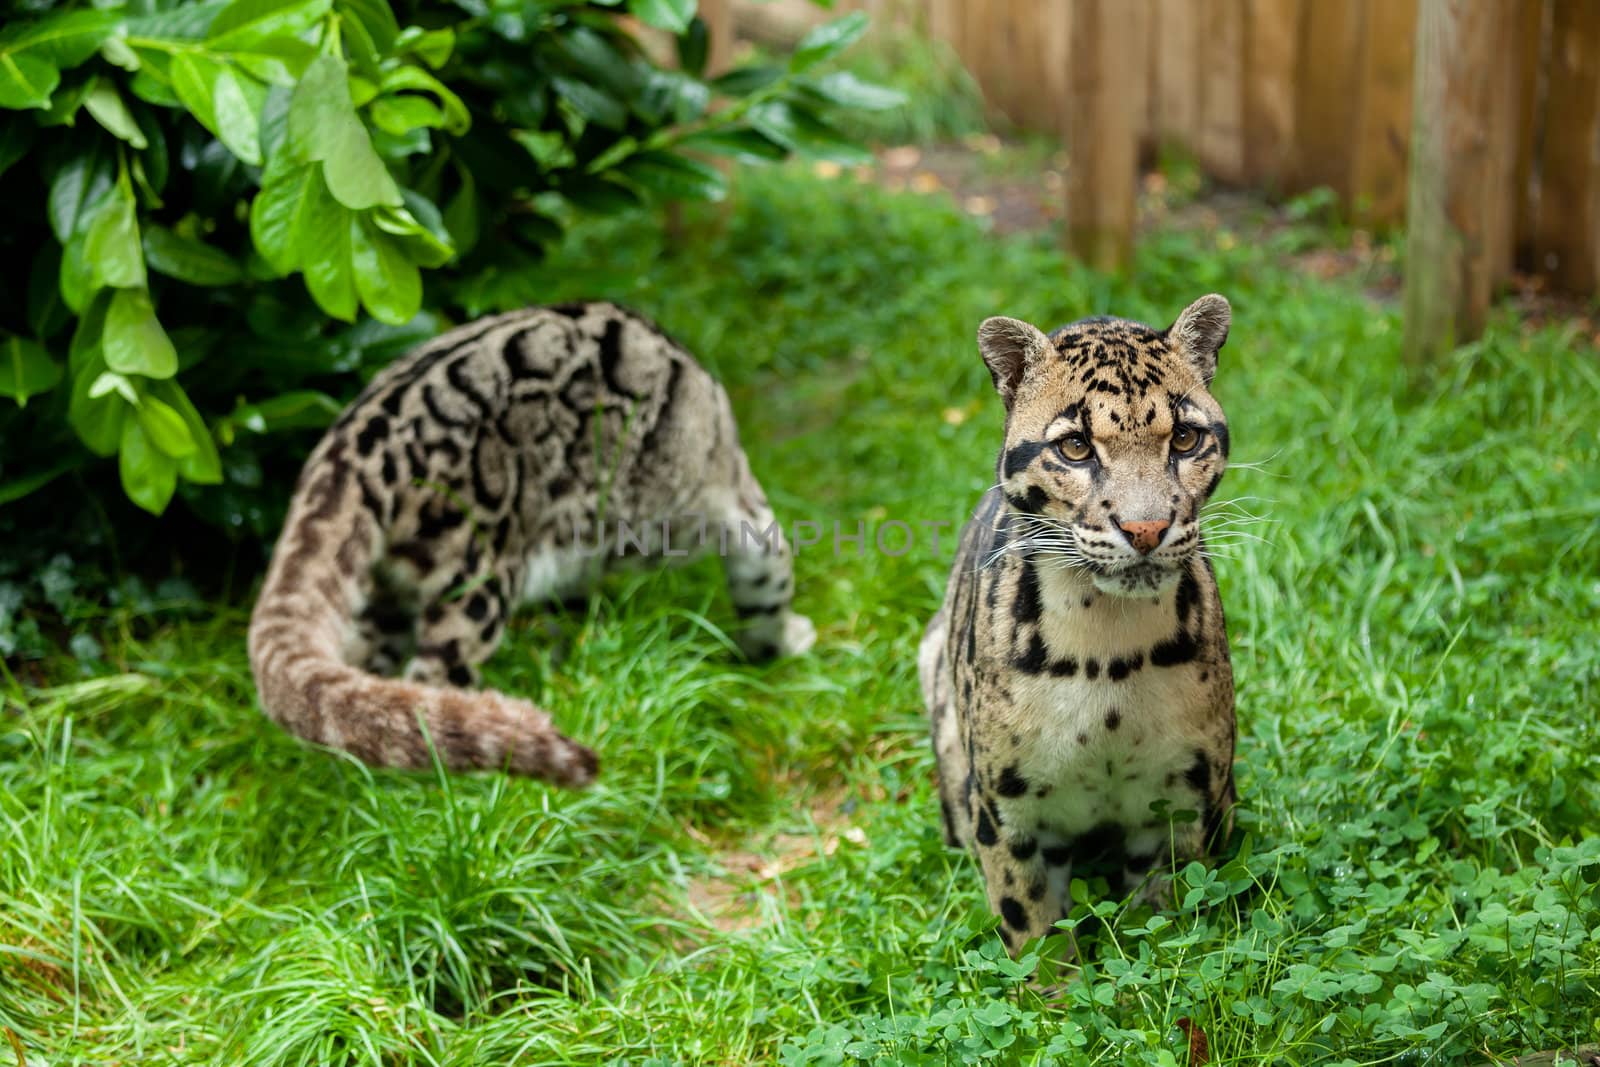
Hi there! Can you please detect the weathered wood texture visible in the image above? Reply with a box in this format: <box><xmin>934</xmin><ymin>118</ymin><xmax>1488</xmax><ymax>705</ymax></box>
<box><xmin>725</xmin><ymin>0</ymin><xmax>1600</xmax><ymax>340</ymax></box>
<box><xmin>1066</xmin><ymin>0</ymin><xmax>1138</xmax><ymax>271</ymax></box>
<box><xmin>1402</xmin><ymin>0</ymin><xmax>1522</xmax><ymax>362</ymax></box>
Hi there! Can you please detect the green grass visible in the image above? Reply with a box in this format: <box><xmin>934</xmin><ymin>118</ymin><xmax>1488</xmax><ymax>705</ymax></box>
<box><xmin>4</xmin><ymin>163</ymin><xmax>1600</xmax><ymax>1065</ymax></box>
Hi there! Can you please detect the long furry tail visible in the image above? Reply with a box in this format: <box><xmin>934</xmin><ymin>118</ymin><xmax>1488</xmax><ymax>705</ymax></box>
<box><xmin>246</xmin><ymin>453</ymin><xmax>597</xmax><ymax>787</ymax></box>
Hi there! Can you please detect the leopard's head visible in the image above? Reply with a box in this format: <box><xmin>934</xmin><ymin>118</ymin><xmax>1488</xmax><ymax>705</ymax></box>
<box><xmin>978</xmin><ymin>294</ymin><xmax>1231</xmax><ymax>597</ymax></box>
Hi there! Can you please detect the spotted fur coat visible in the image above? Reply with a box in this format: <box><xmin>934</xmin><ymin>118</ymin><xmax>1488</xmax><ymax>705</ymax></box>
<box><xmin>249</xmin><ymin>302</ymin><xmax>815</xmax><ymax>786</ymax></box>
<box><xmin>920</xmin><ymin>295</ymin><xmax>1239</xmax><ymax>952</ymax></box>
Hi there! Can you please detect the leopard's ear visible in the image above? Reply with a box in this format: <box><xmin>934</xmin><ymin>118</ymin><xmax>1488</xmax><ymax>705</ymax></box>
<box><xmin>977</xmin><ymin>316</ymin><xmax>1051</xmax><ymax>406</ymax></box>
<box><xmin>1169</xmin><ymin>294</ymin><xmax>1231</xmax><ymax>385</ymax></box>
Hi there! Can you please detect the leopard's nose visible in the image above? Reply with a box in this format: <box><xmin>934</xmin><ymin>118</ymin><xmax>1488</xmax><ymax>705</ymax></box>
<box><xmin>1118</xmin><ymin>519</ymin><xmax>1170</xmax><ymax>555</ymax></box>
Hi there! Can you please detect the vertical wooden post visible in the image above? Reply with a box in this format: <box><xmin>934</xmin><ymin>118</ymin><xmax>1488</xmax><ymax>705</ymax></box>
<box><xmin>1067</xmin><ymin>0</ymin><xmax>1139</xmax><ymax>271</ymax></box>
<box><xmin>1532</xmin><ymin>0</ymin><xmax>1600</xmax><ymax>291</ymax></box>
<box><xmin>1242</xmin><ymin>0</ymin><xmax>1302</xmax><ymax>188</ymax></box>
<box><xmin>1348</xmin><ymin>0</ymin><xmax>1418</xmax><ymax>227</ymax></box>
<box><xmin>1403</xmin><ymin>0</ymin><xmax>1521</xmax><ymax>362</ymax></box>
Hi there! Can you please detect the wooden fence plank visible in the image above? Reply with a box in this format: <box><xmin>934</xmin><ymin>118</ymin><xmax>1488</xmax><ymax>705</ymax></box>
<box><xmin>1403</xmin><ymin>0</ymin><xmax>1522</xmax><ymax>361</ymax></box>
<box><xmin>1532</xmin><ymin>0</ymin><xmax>1600</xmax><ymax>291</ymax></box>
<box><xmin>1512</xmin><ymin>0</ymin><xmax>1550</xmax><ymax>273</ymax></box>
<box><xmin>1242</xmin><ymin>0</ymin><xmax>1301</xmax><ymax>187</ymax></box>
<box><xmin>1292</xmin><ymin>0</ymin><xmax>1364</xmax><ymax>198</ymax></box>
<box><xmin>1067</xmin><ymin>0</ymin><xmax>1139</xmax><ymax>271</ymax></box>
<box><xmin>1348</xmin><ymin>0</ymin><xmax>1418</xmax><ymax>227</ymax></box>
<box><xmin>1152</xmin><ymin>0</ymin><xmax>1201</xmax><ymax>149</ymax></box>
<box><xmin>1041</xmin><ymin>0</ymin><xmax>1074</xmax><ymax>137</ymax></box>
<box><xmin>1197</xmin><ymin>0</ymin><xmax>1246</xmax><ymax>182</ymax></box>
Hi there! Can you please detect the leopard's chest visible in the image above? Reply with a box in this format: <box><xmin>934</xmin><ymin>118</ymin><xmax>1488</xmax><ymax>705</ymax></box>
<box><xmin>1001</xmin><ymin>667</ymin><xmax>1200</xmax><ymax>837</ymax></box>
<box><xmin>975</xmin><ymin>568</ymin><xmax>1209</xmax><ymax>837</ymax></box>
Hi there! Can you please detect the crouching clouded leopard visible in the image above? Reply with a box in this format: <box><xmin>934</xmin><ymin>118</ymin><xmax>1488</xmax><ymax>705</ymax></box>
<box><xmin>249</xmin><ymin>302</ymin><xmax>815</xmax><ymax>787</ymax></box>
<box><xmin>920</xmin><ymin>295</ymin><xmax>1239</xmax><ymax>952</ymax></box>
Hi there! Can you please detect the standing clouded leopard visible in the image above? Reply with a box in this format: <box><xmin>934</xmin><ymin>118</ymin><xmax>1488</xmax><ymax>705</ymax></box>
<box><xmin>920</xmin><ymin>295</ymin><xmax>1238</xmax><ymax>952</ymax></box>
<box><xmin>250</xmin><ymin>302</ymin><xmax>815</xmax><ymax>787</ymax></box>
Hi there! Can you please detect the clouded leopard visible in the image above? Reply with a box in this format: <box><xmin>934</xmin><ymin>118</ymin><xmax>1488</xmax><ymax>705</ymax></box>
<box><xmin>249</xmin><ymin>302</ymin><xmax>815</xmax><ymax>787</ymax></box>
<box><xmin>920</xmin><ymin>295</ymin><xmax>1238</xmax><ymax>952</ymax></box>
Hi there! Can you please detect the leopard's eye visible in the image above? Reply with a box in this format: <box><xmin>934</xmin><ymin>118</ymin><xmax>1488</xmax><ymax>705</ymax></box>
<box><xmin>1171</xmin><ymin>424</ymin><xmax>1201</xmax><ymax>454</ymax></box>
<box><xmin>1058</xmin><ymin>433</ymin><xmax>1093</xmax><ymax>462</ymax></box>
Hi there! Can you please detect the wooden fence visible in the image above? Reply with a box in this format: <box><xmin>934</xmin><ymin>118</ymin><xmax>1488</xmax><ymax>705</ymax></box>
<box><xmin>719</xmin><ymin>0</ymin><xmax>1600</xmax><ymax>360</ymax></box>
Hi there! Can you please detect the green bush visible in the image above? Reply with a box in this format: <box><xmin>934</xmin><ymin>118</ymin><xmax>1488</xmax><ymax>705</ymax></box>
<box><xmin>0</xmin><ymin>0</ymin><xmax>896</xmax><ymax>530</ymax></box>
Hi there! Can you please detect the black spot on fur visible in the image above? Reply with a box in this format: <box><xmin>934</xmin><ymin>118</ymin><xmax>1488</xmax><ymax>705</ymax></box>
<box><xmin>1009</xmin><ymin>837</ymin><xmax>1038</xmax><ymax>860</ymax></box>
<box><xmin>1151</xmin><ymin>631</ymin><xmax>1200</xmax><ymax>666</ymax></box>
<box><xmin>1005</xmin><ymin>485</ymin><xmax>1048</xmax><ymax>514</ymax></box>
<box><xmin>1174</xmin><ymin>569</ymin><xmax>1200</xmax><ymax>625</ymax></box>
<box><xmin>1027</xmin><ymin>879</ymin><xmax>1046</xmax><ymax>902</ymax></box>
<box><xmin>1184</xmin><ymin>751</ymin><xmax>1211</xmax><ymax>796</ymax></box>
<box><xmin>976</xmin><ymin>808</ymin><xmax>999</xmax><ymax>846</ymax></box>
<box><xmin>1049</xmin><ymin>657</ymin><xmax>1078</xmax><ymax>677</ymax></box>
<box><xmin>999</xmin><ymin>896</ymin><xmax>1027</xmax><ymax>931</ymax></box>
<box><xmin>1084</xmin><ymin>658</ymin><xmax>1100</xmax><ymax>680</ymax></box>
<box><xmin>465</xmin><ymin>593</ymin><xmax>490</xmax><ymax>622</ymax></box>
<box><xmin>1002</xmin><ymin>439</ymin><xmax>1048</xmax><ymax>480</ymax></box>
<box><xmin>355</xmin><ymin>415</ymin><xmax>389</xmax><ymax>456</ymax></box>
<box><xmin>1108</xmin><ymin>654</ymin><xmax>1143</xmax><ymax>681</ymax></box>
<box><xmin>1013</xmin><ymin>633</ymin><xmax>1049</xmax><ymax>674</ymax></box>
<box><xmin>997</xmin><ymin>765</ymin><xmax>1029</xmax><ymax>797</ymax></box>
<box><xmin>1105</xmin><ymin>709</ymin><xmax>1122</xmax><ymax>731</ymax></box>
<box><xmin>1012</xmin><ymin>564</ymin><xmax>1042</xmax><ymax>624</ymax></box>
<box><xmin>447</xmin><ymin>664</ymin><xmax>473</xmax><ymax>687</ymax></box>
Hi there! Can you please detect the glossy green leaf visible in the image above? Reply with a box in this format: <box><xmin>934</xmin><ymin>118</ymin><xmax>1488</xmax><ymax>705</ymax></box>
<box><xmin>628</xmin><ymin>0</ymin><xmax>695</xmax><ymax>34</ymax></box>
<box><xmin>125</xmin><ymin>1</ymin><xmax>230</xmax><ymax>41</ymax></box>
<box><xmin>442</xmin><ymin>166</ymin><xmax>479</xmax><ymax>256</ymax></box>
<box><xmin>150</xmin><ymin>379</ymin><xmax>222</xmax><ymax>483</ymax></box>
<box><xmin>378</xmin><ymin>65</ymin><xmax>469</xmax><ymax>134</ymax></box>
<box><xmin>0</xmin><ymin>52</ymin><xmax>60</xmax><ymax>111</ymax></box>
<box><xmin>143</xmin><ymin>226</ymin><xmax>245</xmax><ymax>287</ymax></box>
<box><xmin>618</xmin><ymin>150</ymin><xmax>725</xmax><ymax>202</ymax></box>
<box><xmin>337</xmin><ymin>0</ymin><xmax>399</xmax><ymax>55</ymax></box>
<box><xmin>394</xmin><ymin>26</ymin><xmax>453</xmax><ymax>69</ymax></box>
<box><xmin>134</xmin><ymin>395</ymin><xmax>197</xmax><ymax>458</ymax></box>
<box><xmin>369</xmin><ymin>93</ymin><xmax>444</xmax><ymax>135</ymax></box>
<box><xmin>119</xmin><ymin>416</ymin><xmax>178</xmax><ymax>514</ymax></box>
<box><xmin>48</xmin><ymin>137</ymin><xmax>115</xmax><ymax>238</ymax></box>
<box><xmin>249</xmin><ymin>161</ymin><xmax>319</xmax><ymax>273</ymax></box>
<box><xmin>103</xmin><ymin>288</ymin><xmax>178</xmax><ymax>378</ymax></box>
<box><xmin>1</xmin><ymin>10</ymin><xmax>123</xmax><ymax>68</ymax></box>
<box><xmin>676</xmin><ymin>15</ymin><xmax>708</xmax><ymax>77</ymax></box>
<box><xmin>709</xmin><ymin>64</ymin><xmax>782</xmax><ymax>97</ymax></box>
<box><xmin>84</xmin><ymin>182</ymin><xmax>146</xmax><ymax>290</ymax></box>
<box><xmin>172</xmin><ymin>53</ymin><xmax>265</xmax><ymax>166</ymax></box>
<box><xmin>350</xmin><ymin>217</ymin><xmax>420</xmax><ymax>324</ymax></box>
<box><xmin>83</xmin><ymin>78</ymin><xmax>149</xmax><ymax>147</ymax></box>
<box><xmin>286</xmin><ymin>55</ymin><xmax>399</xmax><ymax>207</ymax></box>
<box><xmin>802</xmin><ymin>71</ymin><xmax>906</xmax><ymax>111</ymax></box>
<box><xmin>789</xmin><ymin>12</ymin><xmax>868</xmax><ymax>72</ymax></box>
<box><xmin>207</xmin><ymin>0</ymin><xmax>331</xmax><ymax>51</ymax></box>
<box><xmin>674</xmin><ymin>127</ymin><xmax>786</xmax><ymax>163</ymax></box>
<box><xmin>551</xmin><ymin>75</ymin><xmax>626</xmax><ymax>130</ymax></box>
<box><xmin>67</xmin><ymin>335</ymin><xmax>125</xmax><ymax>457</ymax></box>
<box><xmin>299</xmin><ymin>182</ymin><xmax>357</xmax><ymax>320</ymax></box>
<box><xmin>513</xmin><ymin>129</ymin><xmax>576</xmax><ymax>170</ymax></box>
<box><xmin>0</xmin><ymin>336</ymin><xmax>64</xmax><ymax>405</ymax></box>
